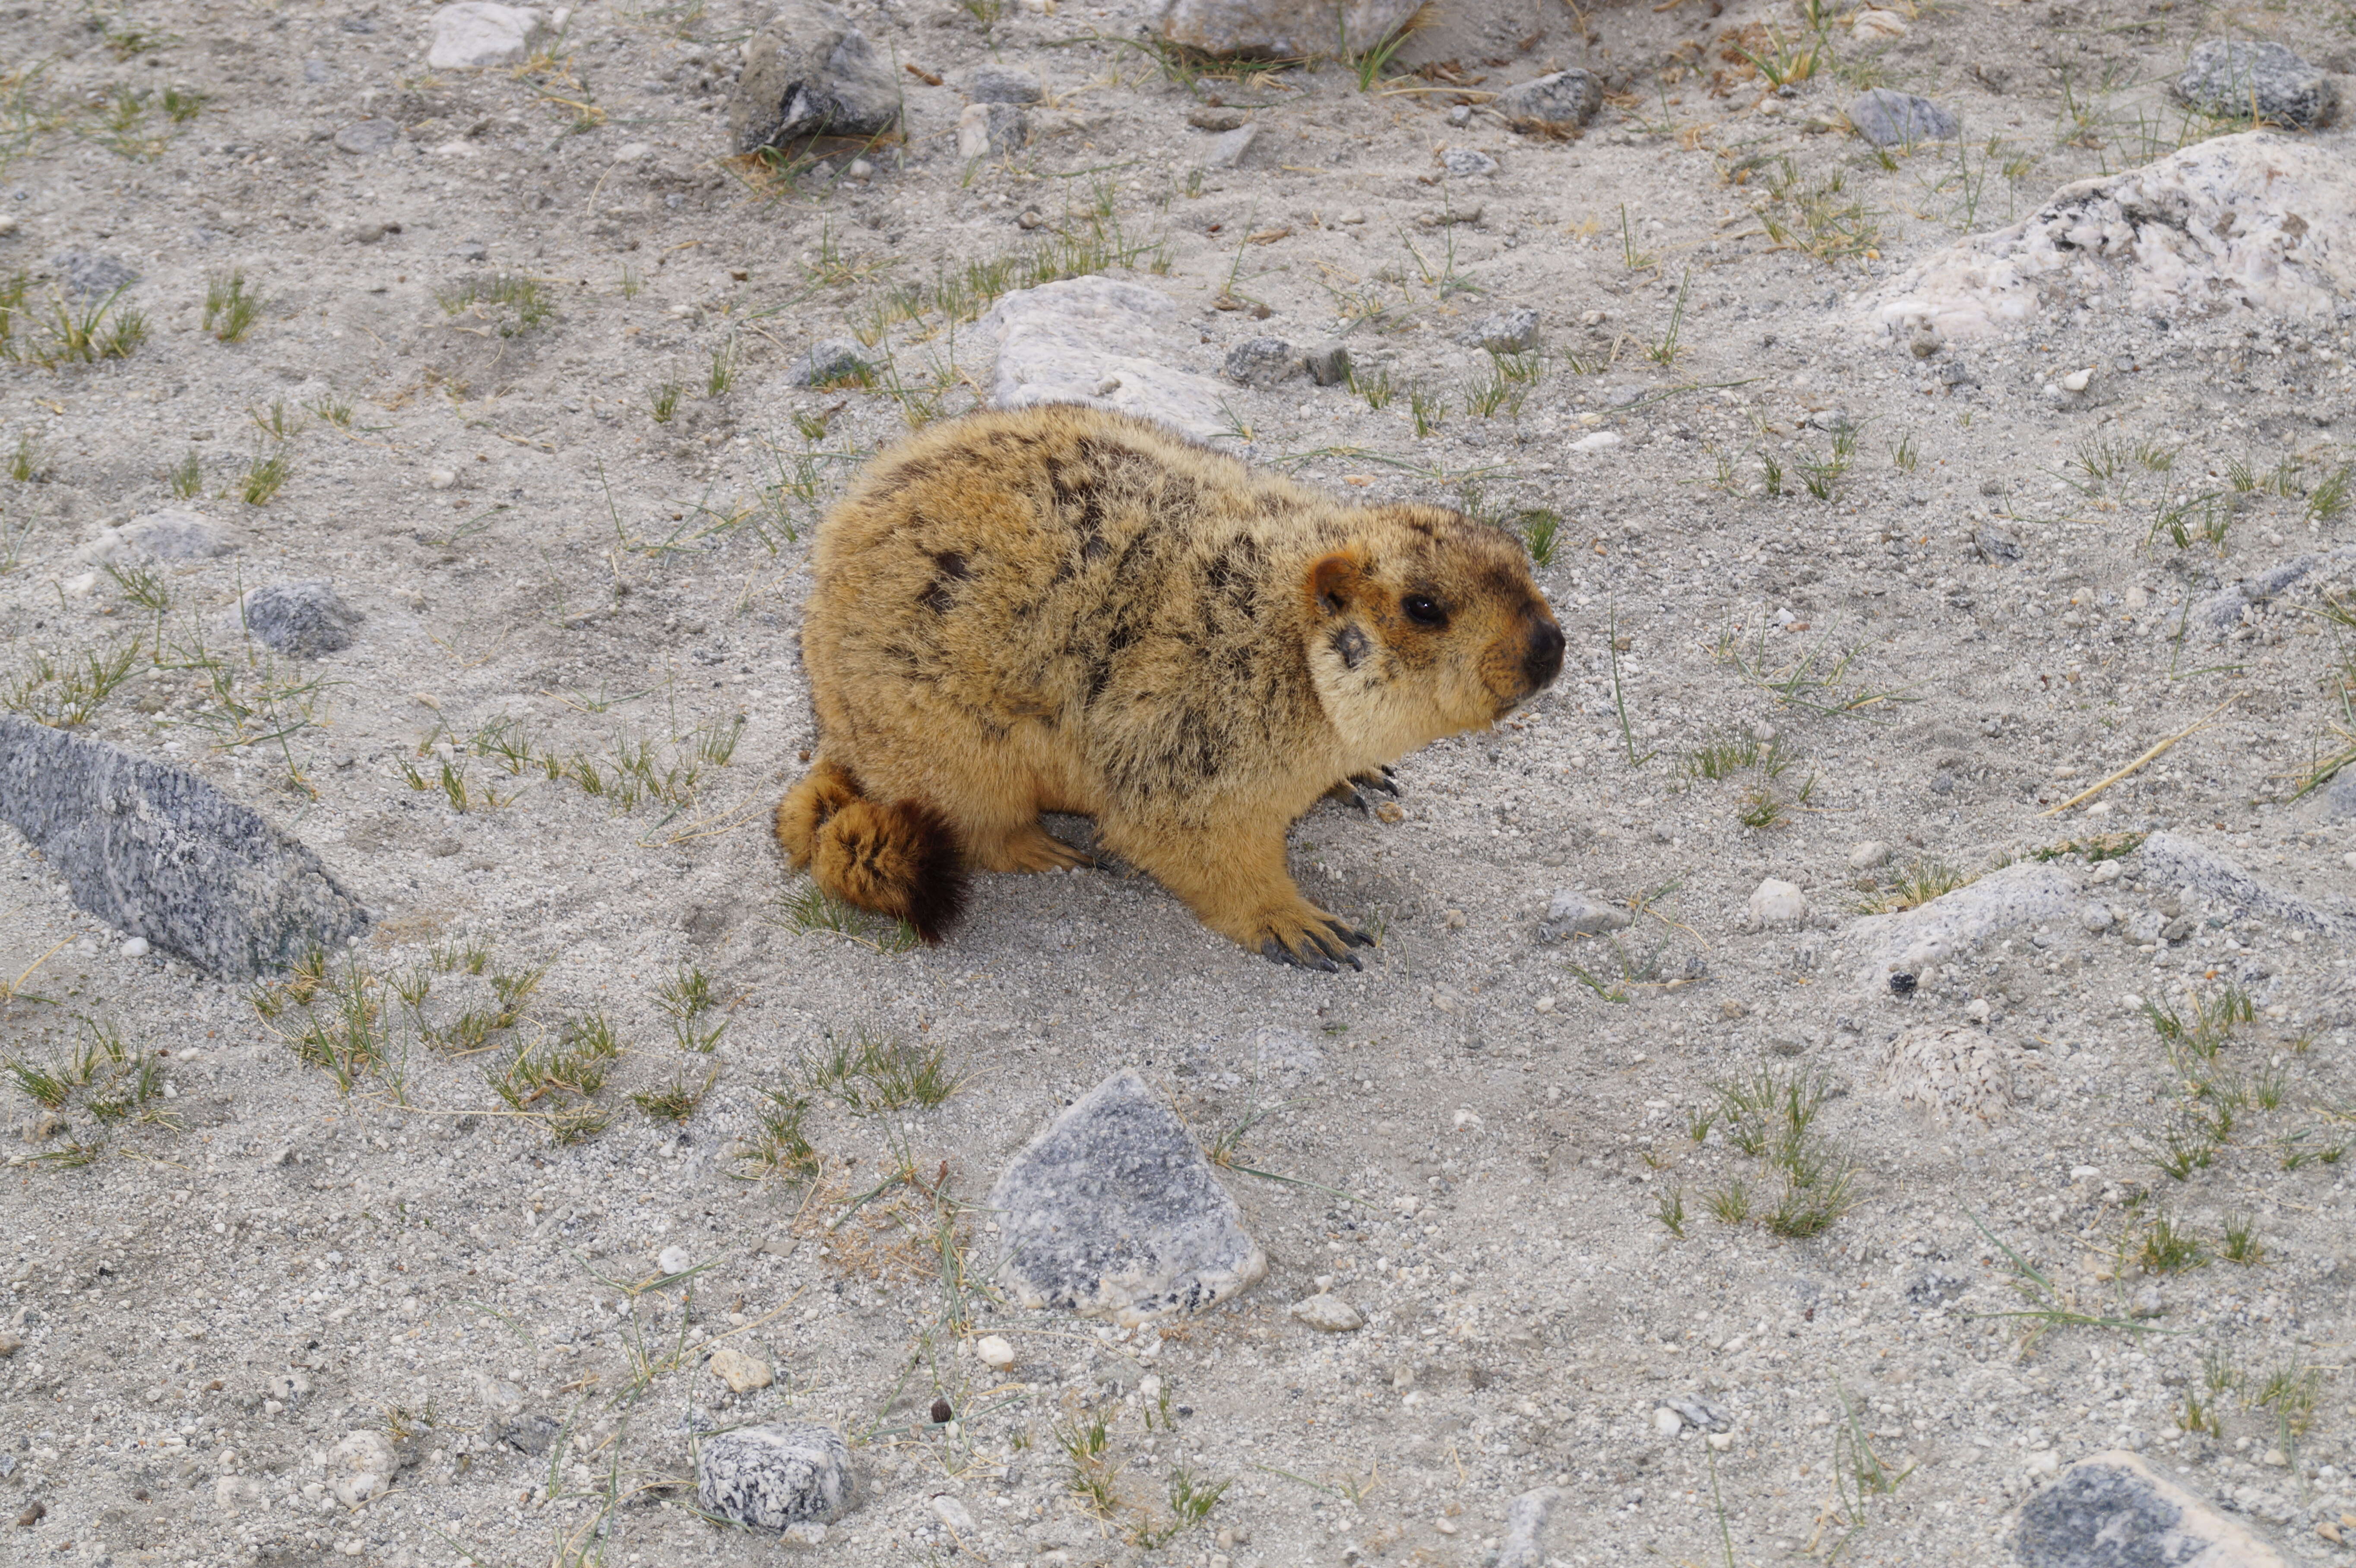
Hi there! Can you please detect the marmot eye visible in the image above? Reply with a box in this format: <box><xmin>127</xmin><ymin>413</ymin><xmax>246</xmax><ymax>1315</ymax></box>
<box><xmin>1401</xmin><ymin>594</ymin><xmax>1446</xmax><ymax>626</ymax></box>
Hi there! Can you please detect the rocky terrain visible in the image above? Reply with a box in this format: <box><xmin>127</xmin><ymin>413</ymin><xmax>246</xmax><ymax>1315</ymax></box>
<box><xmin>1</xmin><ymin>1</ymin><xmax>2355</xmax><ymax>1566</ymax></box>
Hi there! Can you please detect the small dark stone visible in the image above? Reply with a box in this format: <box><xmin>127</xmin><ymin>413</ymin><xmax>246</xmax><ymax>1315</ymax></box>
<box><xmin>332</xmin><ymin>119</ymin><xmax>399</xmax><ymax>155</ymax></box>
<box><xmin>962</xmin><ymin>64</ymin><xmax>1041</xmax><ymax>104</ymax></box>
<box><xmin>1302</xmin><ymin>342</ymin><xmax>1351</xmax><ymax>387</ymax></box>
<box><xmin>1223</xmin><ymin>336</ymin><xmax>1297</xmax><ymax>387</ymax></box>
<box><xmin>1493</xmin><ymin>70</ymin><xmax>1602</xmax><ymax>134</ymax></box>
<box><xmin>236</xmin><ymin>582</ymin><xmax>361</xmax><ymax>657</ymax></box>
<box><xmin>928</xmin><ymin>1396</ymin><xmax>953</xmax><ymax>1424</ymax></box>
<box><xmin>1888</xmin><ymin>972</ymin><xmax>1918</xmax><ymax>996</ymax></box>
<box><xmin>496</xmin><ymin>1413</ymin><xmax>561</xmax><ymax>1455</ymax></box>
<box><xmin>1976</xmin><ymin>527</ymin><xmax>2024</xmax><ymax>563</ymax></box>
<box><xmin>1847</xmin><ymin>89</ymin><xmax>1960</xmax><ymax>146</ymax></box>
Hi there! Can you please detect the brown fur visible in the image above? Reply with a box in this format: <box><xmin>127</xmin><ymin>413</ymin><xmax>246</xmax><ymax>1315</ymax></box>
<box><xmin>776</xmin><ymin>405</ymin><xmax>1563</xmax><ymax>966</ymax></box>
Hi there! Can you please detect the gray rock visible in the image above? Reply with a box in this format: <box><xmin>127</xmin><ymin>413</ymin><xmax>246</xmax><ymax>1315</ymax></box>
<box><xmin>1495</xmin><ymin>1487</ymin><xmax>1559</xmax><ymax>1568</ymax></box>
<box><xmin>1198</xmin><ymin>124</ymin><xmax>1258</xmax><ymax>170</ymax></box>
<box><xmin>76</xmin><ymin>509</ymin><xmax>234</xmax><ymax>566</ymax></box>
<box><xmin>1223</xmin><ymin>336</ymin><xmax>1297</xmax><ymax>386</ymax></box>
<box><xmin>2195</xmin><ymin>547</ymin><xmax>2356</xmax><ymax>634</ymax></box>
<box><xmin>236</xmin><ymin>582</ymin><xmax>361</xmax><ymax>658</ymax></box>
<box><xmin>2013</xmin><ymin>1449</ymin><xmax>2288</xmax><ymax>1568</ymax></box>
<box><xmin>494</xmin><ymin>1411</ymin><xmax>560</xmax><ymax>1455</ymax></box>
<box><xmin>1494</xmin><ymin>70</ymin><xmax>1601</xmax><ymax>134</ymax></box>
<box><xmin>2140</xmin><ymin>831</ymin><xmax>2356</xmax><ymax>939</ymax></box>
<box><xmin>1153</xmin><ymin>0</ymin><xmax>1422</xmax><ymax>60</ymax></box>
<box><xmin>788</xmin><ymin>338</ymin><xmax>870</xmax><ymax>387</ymax></box>
<box><xmin>980</xmin><ymin>276</ymin><xmax>1232</xmax><ymax>441</ymax></box>
<box><xmin>1848</xmin><ymin>89</ymin><xmax>1960</xmax><ymax>146</ymax></box>
<box><xmin>1844</xmin><ymin>862</ymin><xmax>2080</xmax><ymax>986</ymax></box>
<box><xmin>1288</xmin><ymin>1293</ymin><xmax>1364</xmax><ymax>1332</ymax></box>
<box><xmin>1186</xmin><ymin>105</ymin><xmax>1248</xmax><ymax>132</ymax></box>
<box><xmin>1441</xmin><ymin>148</ymin><xmax>1499</xmax><ymax>178</ymax></box>
<box><xmin>427</xmin><ymin>2</ymin><xmax>545</xmax><ymax>70</ymax></box>
<box><xmin>987</xmin><ymin>1067</ymin><xmax>1267</xmax><ymax>1325</ymax></box>
<box><xmin>1976</xmin><ymin>527</ymin><xmax>2024</xmax><ymax>564</ymax></box>
<box><xmin>962</xmin><ymin>63</ymin><xmax>1041</xmax><ymax>104</ymax></box>
<box><xmin>332</xmin><ymin>119</ymin><xmax>399</xmax><ymax>155</ymax></box>
<box><xmin>697</xmin><ymin>1423</ymin><xmax>858</xmax><ymax>1530</ymax></box>
<box><xmin>2324</xmin><ymin>769</ymin><xmax>2356</xmax><ymax>823</ymax></box>
<box><xmin>1537</xmin><ymin>890</ymin><xmax>1631</xmax><ymax>942</ymax></box>
<box><xmin>0</xmin><ymin>718</ymin><xmax>370</xmax><ymax>979</ymax></box>
<box><xmin>1302</xmin><ymin>341</ymin><xmax>1351</xmax><ymax>386</ymax></box>
<box><xmin>1460</xmin><ymin>307</ymin><xmax>1540</xmax><ymax>353</ymax></box>
<box><xmin>2175</xmin><ymin>40</ymin><xmax>2337</xmax><ymax>131</ymax></box>
<box><xmin>53</xmin><ymin>250</ymin><xmax>138</xmax><ymax>300</ymax></box>
<box><xmin>727</xmin><ymin>1</ymin><xmax>902</xmax><ymax>154</ymax></box>
<box><xmin>956</xmin><ymin>101</ymin><xmax>1026</xmax><ymax>160</ymax></box>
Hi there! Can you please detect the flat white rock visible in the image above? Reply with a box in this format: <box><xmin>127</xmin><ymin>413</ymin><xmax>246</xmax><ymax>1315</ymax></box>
<box><xmin>1289</xmin><ymin>1293</ymin><xmax>1365</xmax><ymax>1332</ymax></box>
<box><xmin>428</xmin><ymin>3</ymin><xmax>545</xmax><ymax>70</ymax></box>
<box><xmin>980</xmin><ymin>277</ymin><xmax>1232</xmax><ymax>442</ymax></box>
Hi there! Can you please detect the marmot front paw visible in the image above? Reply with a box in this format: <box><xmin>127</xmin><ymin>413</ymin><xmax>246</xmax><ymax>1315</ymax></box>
<box><xmin>1256</xmin><ymin>907</ymin><xmax>1377</xmax><ymax>972</ymax></box>
<box><xmin>1326</xmin><ymin>765</ymin><xmax>1402</xmax><ymax>815</ymax></box>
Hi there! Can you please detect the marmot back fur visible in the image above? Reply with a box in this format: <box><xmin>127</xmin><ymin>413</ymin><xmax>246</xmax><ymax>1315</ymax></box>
<box><xmin>776</xmin><ymin>405</ymin><xmax>1564</xmax><ymax>968</ymax></box>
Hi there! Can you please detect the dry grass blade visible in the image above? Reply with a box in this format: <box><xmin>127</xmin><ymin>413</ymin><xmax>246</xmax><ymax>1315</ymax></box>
<box><xmin>2040</xmin><ymin>694</ymin><xmax>2240</xmax><ymax>817</ymax></box>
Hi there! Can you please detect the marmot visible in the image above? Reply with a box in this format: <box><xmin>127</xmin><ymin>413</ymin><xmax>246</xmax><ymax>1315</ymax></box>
<box><xmin>774</xmin><ymin>405</ymin><xmax>1564</xmax><ymax>969</ymax></box>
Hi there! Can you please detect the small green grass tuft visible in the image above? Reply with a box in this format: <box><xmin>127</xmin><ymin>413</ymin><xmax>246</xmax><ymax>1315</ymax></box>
<box><xmin>204</xmin><ymin>270</ymin><xmax>260</xmax><ymax>342</ymax></box>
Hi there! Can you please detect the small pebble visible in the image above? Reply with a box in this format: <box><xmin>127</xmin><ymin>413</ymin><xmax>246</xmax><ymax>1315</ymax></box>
<box><xmin>1289</xmin><ymin>1293</ymin><xmax>1366</xmax><ymax>1333</ymax></box>
<box><xmin>1848</xmin><ymin>841</ymin><xmax>1891</xmax><ymax>871</ymax></box>
<box><xmin>975</xmin><ymin>1335</ymin><xmax>1016</xmax><ymax>1370</ymax></box>
<box><xmin>119</xmin><ymin>937</ymin><xmax>149</xmax><ymax>958</ymax></box>
<box><xmin>656</xmin><ymin>1244</ymin><xmax>694</xmax><ymax>1274</ymax></box>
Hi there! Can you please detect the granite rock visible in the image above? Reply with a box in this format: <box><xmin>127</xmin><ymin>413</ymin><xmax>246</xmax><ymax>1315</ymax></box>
<box><xmin>2175</xmin><ymin>40</ymin><xmax>2337</xmax><ymax>131</ymax></box>
<box><xmin>53</xmin><ymin>250</ymin><xmax>138</xmax><ymax>300</ymax></box>
<box><xmin>427</xmin><ymin>3</ymin><xmax>545</xmax><ymax>70</ymax></box>
<box><xmin>1494</xmin><ymin>70</ymin><xmax>1600</xmax><ymax>134</ymax></box>
<box><xmin>2013</xmin><ymin>1450</ymin><xmax>2287</xmax><ymax>1568</ymax></box>
<box><xmin>1537</xmin><ymin>890</ymin><xmax>1631</xmax><ymax>942</ymax></box>
<box><xmin>1844</xmin><ymin>861</ymin><xmax>2080</xmax><ymax>986</ymax></box>
<box><xmin>1495</xmin><ymin>1487</ymin><xmax>1560</xmax><ymax>1568</ymax></box>
<box><xmin>697</xmin><ymin>1423</ymin><xmax>858</xmax><ymax>1529</ymax></box>
<box><xmin>1849</xmin><ymin>89</ymin><xmax>1960</xmax><ymax>146</ymax></box>
<box><xmin>957</xmin><ymin>102</ymin><xmax>1027</xmax><ymax>159</ymax></box>
<box><xmin>0</xmin><ymin>717</ymin><xmax>370</xmax><ymax>979</ymax></box>
<box><xmin>236</xmin><ymin>582</ymin><xmax>361</xmax><ymax>658</ymax></box>
<box><xmin>987</xmin><ymin>1068</ymin><xmax>1267</xmax><ymax>1325</ymax></box>
<box><xmin>727</xmin><ymin>1</ymin><xmax>901</xmax><ymax>154</ymax></box>
<box><xmin>2140</xmin><ymin>831</ymin><xmax>2356</xmax><ymax>938</ymax></box>
<box><xmin>1197</xmin><ymin>124</ymin><xmax>1259</xmax><ymax>169</ymax></box>
<box><xmin>980</xmin><ymin>276</ymin><xmax>1232</xmax><ymax>441</ymax></box>
<box><xmin>1223</xmin><ymin>335</ymin><xmax>1297</xmax><ymax>386</ymax></box>
<box><xmin>75</xmin><ymin>509</ymin><xmax>234</xmax><ymax>566</ymax></box>
<box><xmin>333</xmin><ymin>119</ymin><xmax>400</xmax><ymax>155</ymax></box>
<box><xmin>1460</xmin><ymin>307</ymin><xmax>1540</xmax><ymax>353</ymax></box>
<box><xmin>788</xmin><ymin>338</ymin><xmax>870</xmax><ymax>387</ymax></box>
<box><xmin>1441</xmin><ymin>148</ymin><xmax>1498</xmax><ymax>178</ymax></box>
<box><xmin>963</xmin><ymin>63</ymin><xmax>1042</xmax><ymax>104</ymax></box>
<box><xmin>1153</xmin><ymin>0</ymin><xmax>1422</xmax><ymax>60</ymax></box>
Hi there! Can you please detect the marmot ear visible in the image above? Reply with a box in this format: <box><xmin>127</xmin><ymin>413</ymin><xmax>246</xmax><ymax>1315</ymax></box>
<box><xmin>1306</xmin><ymin>550</ymin><xmax>1367</xmax><ymax>616</ymax></box>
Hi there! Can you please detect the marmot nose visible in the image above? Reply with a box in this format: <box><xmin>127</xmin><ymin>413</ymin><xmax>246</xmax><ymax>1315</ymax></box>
<box><xmin>1522</xmin><ymin>615</ymin><xmax>1565</xmax><ymax>690</ymax></box>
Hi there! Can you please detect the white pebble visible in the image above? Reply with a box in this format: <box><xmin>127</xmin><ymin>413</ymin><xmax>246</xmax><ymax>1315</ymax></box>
<box><xmin>1848</xmin><ymin>841</ymin><xmax>1891</xmax><ymax>871</ymax></box>
<box><xmin>2060</xmin><ymin>367</ymin><xmax>2092</xmax><ymax>392</ymax></box>
<box><xmin>120</xmin><ymin>937</ymin><xmax>150</xmax><ymax>958</ymax></box>
<box><xmin>656</xmin><ymin>1244</ymin><xmax>694</xmax><ymax>1275</ymax></box>
<box><xmin>1652</xmin><ymin>1406</ymin><xmax>1685</xmax><ymax>1437</ymax></box>
<box><xmin>975</xmin><ymin>1335</ymin><xmax>1016</xmax><ymax>1371</ymax></box>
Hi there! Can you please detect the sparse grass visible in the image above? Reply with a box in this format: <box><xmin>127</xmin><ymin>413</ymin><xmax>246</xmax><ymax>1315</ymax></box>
<box><xmin>2219</xmin><ymin>1211</ymin><xmax>2263</xmax><ymax>1266</ymax></box>
<box><xmin>203</xmin><ymin>270</ymin><xmax>260</xmax><ymax>342</ymax></box>
<box><xmin>1057</xmin><ymin>1412</ymin><xmax>1123</xmax><ymax>1518</ymax></box>
<box><xmin>1969</xmin><ymin>1211</ymin><xmax>2154</xmax><ymax>1352</ymax></box>
<box><xmin>630</xmin><ymin>1070</ymin><xmax>712</xmax><ymax>1124</ymax></box>
<box><xmin>1737</xmin><ymin>153</ymin><xmax>1883</xmax><ymax>264</ymax></box>
<box><xmin>238</xmin><ymin>450</ymin><xmax>291</xmax><ymax>506</ymax></box>
<box><xmin>309</xmin><ymin>392</ymin><xmax>354</xmax><ymax>430</ymax></box>
<box><xmin>1519</xmin><ymin>508</ymin><xmax>1560</xmax><ymax>567</ymax></box>
<box><xmin>734</xmin><ymin>1087</ymin><xmax>820</xmax><ymax>1182</ymax></box>
<box><xmin>1653</xmin><ymin>1185</ymin><xmax>1687</xmax><ymax>1238</ymax></box>
<box><xmin>1606</xmin><ymin>600</ymin><xmax>1654</xmax><ymax>768</ymax></box>
<box><xmin>1704</xmin><ymin>1181</ymin><xmax>1751</xmax><ymax>1225</ymax></box>
<box><xmin>21</xmin><ymin>286</ymin><xmax>146</xmax><ymax>365</ymax></box>
<box><xmin>160</xmin><ymin>85</ymin><xmax>204</xmax><ymax>123</ymax></box>
<box><xmin>437</xmin><ymin>272</ymin><xmax>555</xmax><ymax>336</ymax></box>
<box><xmin>655</xmin><ymin>963</ymin><xmax>725</xmax><ymax>1053</ymax></box>
<box><xmin>706</xmin><ymin>339</ymin><xmax>738</xmax><ymax>398</ymax></box>
<box><xmin>249</xmin><ymin>398</ymin><xmax>302</xmax><ymax>442</ymax></box>
<box><xmin>2142</xmin><ymin>984</ymin><xmax>2253</xmax><ymax>1063</ymax></box>
<box><xmin>801</xmin><ymin>1029</ymin><xmax>959</xmax><ymax>1114</ymax></box>
<box><xmin>1713</xmin><ymin>623</ymin><xmax>1923</xmax><ymax>717</ymax></box>
<box><xmin>5</xmin><ymin>430</ymin><xmax>42</xmax><ymax>482</ymax></box>
<box><xmin>1855</xmin><ymin>859</ymin><xmax>1968</xmax><ymax>914</ymax></box>
<box><xmin>4</xmin><ymin>1019</ymin><xmax>170</xmax><ymax>1146</ymax></box>
<box><xmin>2135</xmin><ymin>1214</ymin><xmax>2206</xmax><ymax>1275</ymax></box>
<box><xmin>1406</xmin><ymin>384</ymin><xmax>1444</xmax><ymax>436</ymax></box>
<box><xmin>1709</xmin><ymin>1065</ymin><xmax>1859</xmax><ymax>1240</ymax></box>
<box><xmin>103</xmin><ymin>560</ymin><xmax>170</xmax><ymax>616</ymax></box>
<box><xmin>1891</xmin><ymin>432</ymin><xmax>1918</xmax><ymax>472</ymax></box>
<box><xmin>167</xmin><ymin>448</ymin><xmax>202</xmax><ymax>499</ymax></box>
<box><xmin>3</xmin><ymin>642</ymin><xmax>141</xmax><ymax>727</ymax></box>
<box><xmin>1647</xmin><ymin>270</ymin><xmax>1691</xmax><ymax>367</ymax></box>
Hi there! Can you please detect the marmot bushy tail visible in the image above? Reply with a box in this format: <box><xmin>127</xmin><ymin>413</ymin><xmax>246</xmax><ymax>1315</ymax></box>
<box><xmin>775</xmin><ymin>759</ymin><xmax>969</xmax><ymax>942</ymax></box>
<box><xmin>776</xmin><ymin>404</ymin><xmax>1564</xmax><ymax>967</ymax></box>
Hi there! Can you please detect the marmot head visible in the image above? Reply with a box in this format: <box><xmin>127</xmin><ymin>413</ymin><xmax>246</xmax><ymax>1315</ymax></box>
<box><xmin>1302</xmin><ymin>504</ymin><xmax>1564</xmax><ymax>754</ymax></box>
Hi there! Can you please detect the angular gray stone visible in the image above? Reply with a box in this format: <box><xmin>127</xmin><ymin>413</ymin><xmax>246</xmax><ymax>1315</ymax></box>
<box><xmin>427</xmin><ymin>3</ymin><xmax>545</xmax><ymax>69</ymax></box>
<box><xmin>2195</xmin><ymin>546</ymin><xmax>2356</xmax><ymax>634</ymax></box>
<box><xmin>1198</xmin><ymin>124</ymin><xmax>1258</xmax><ymax>170</ymax></box>
<box><xmin>1844</xmin><ymin>861</ymin><xmax>2080</xmax><ymax>986</ymax></box>
<box><xmin>1441</xmin><ymin>148</ymin><xmax>1498</xmax><ymax>178</ymax></box>
<box><xmin>53</xmin><ymin>250</ymin><xmax>138</xmax><ymax>300</ymax></box>
<box><xmin>962</xmin><ymin>64</ymin><xmax>1041</xmax><ymax>104</ymax></box>
<box><xmin>494</xmin><ymin>1411</ymin><xmax>560</xmax><ymax>1455</ymax></box>
<box><xmin>1153</xmin><ymin>0</ymin><xmax>1421</xmax><ymax>60</ymax></box>
<box><xmin>1848</xmin><ymin>89</ymin><xmax>1960</xmax><ymax>146</ymax></box>
<box><xmin>333</xmin><ymin>119</ymin><xmax>399</xmax><ymax>155</ymax></box>
<box><xmin>1537</xmin><ymin>890</ymin><xmax>1631</xmax><ymax>942</ymax></box>
<box><xmin>0</xmin><ymin>718</ymin><xmax>370</xmax><ymax>979</ymax></box>
<box><xmin>74</xmin><ymin>509</ymin><xmax>234</xmax><ymax>567</ymax></box>
<box><xmin>957</xmin><ymin>101</ymin><xmax>1026</xmax><ymax>160</ymax></box>
<box><xmin>1460</xmin><ymin>307</ymin><xmax>1540</xmax><ymax>353</ymax></box>
<box><xmin>788</xmin><ymin>337</ymin><xmax>870</xmax><ymax>387</ymax></box>
<box><xmin>236</xmin><ymin>582</ymin><xmax>361</xmax><ymax>658</ymax></box>
<box><xmin>2176</xmin><ymin>40</ymin><xmax>2337</xmax><ymax>131</ymax></box>
<box><xmin>987</xmin><ymin>1068</ymin><xmax>1267</xmax><ymax>1325</ymax></box>
<box><xmin>1496</xmin><ymin>1487</ymin><xmax>1559</xmax><ymax>1568</ymax></box>
<box><xmin>2012</xmin><ymin>1449</ymin><xmax>2288</xmax><ymax>1568</ymax></box>
<box><xmin>2323</xmin><ymin>769</ymin><xmax>2356</xmax><ymax>822</ymax></box>
<box><xmin>1223</xmin><ymin>335</ymin><xmax>1296</xmax><ymax>386</ymax></box>
<box><xmin>2140</xmin><ymin>831</ymin><xmax>2356</xmax><ymax>939</ymax></box>
<box><xmin>727</xmin><ymin>1</ymin><xmax>902</xmax><ymax>155</ymax></box>
<box><xmin>697</xmin><ymin>1423</ymin><xmax>858</xmax><ymax>1530</ymax></box>
<box><xmin>1302</xmin><ymin>341</ymin><xmax>1351</xmax><ymax>386</ymax></box>
<box><xmin>980</xmin><ymin>276</ymin><xmax>1232</xmax><ymax>441</ymax></box>
<box><xmin>1494</xmin><ymin>70</ymin><xmax>1601</xmax><ymax>134</ymax></box>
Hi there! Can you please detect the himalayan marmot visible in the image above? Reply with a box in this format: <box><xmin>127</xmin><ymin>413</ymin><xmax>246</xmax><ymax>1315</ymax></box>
<box><xmin>774</xmin><ymin>405</ymin><xmax>1564</xmax><ymax>969</ymax></box>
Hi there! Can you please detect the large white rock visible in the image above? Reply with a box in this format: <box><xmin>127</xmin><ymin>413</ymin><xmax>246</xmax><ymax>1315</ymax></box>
<box><xmin>1747</xmin><ymin>878</ymin><xmax>1809</xmax><ymax>928</ymax></box>
<box><xmin>1862</xmin><ymin>133</ymin><xmax>2356</xmax><ymax>343</ymax></box>
<box><xmin>980</xmin><ymin>277</ymin><xmax>1234</xmax><ymax>442</ymax></box>
<box><xmin>1152</xmin><ymin>0</ymin><xmax>1421</xmax><ymax>60</ymax></box>
<box><xmin>428</xmin><ymin>4</ymin><xmax>545</xmax><ymax>69</ymax></box>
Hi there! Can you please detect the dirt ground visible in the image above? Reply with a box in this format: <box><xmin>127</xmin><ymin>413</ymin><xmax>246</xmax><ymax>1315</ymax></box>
<box><xmin>1</xmin><ymin>1</ymin><xmax>2354</xmax><ymax>1566</ymax></box>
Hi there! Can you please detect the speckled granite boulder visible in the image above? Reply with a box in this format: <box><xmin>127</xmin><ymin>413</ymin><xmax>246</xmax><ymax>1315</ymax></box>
<box><xmin>0</xmin><ymin>717</ymin><xmax>370</xmax><ymax>978</ymax></box>
<box><xmin>988</xmin><ymin>1068</ymin><xmax>1266</xmax><ymax>1325</ymax></box>
<box><xmin>236</xmin><ymin>582</ymin><xmax>362</xmax><ymax>657</ymax></box>
<box><xmin>2176</xmin><ymin>40</ymin><xmax>2337</xmax><ymax>131</ymax></box>
<box><xmin>2013</xmin><ymin>1450</ymin><xmax>2287</xmax><ymax>1568</ymax></box>
<box><xmin>696</xmin><ymin>1424</ymin><xmax>857</xmax><ymax>1529</ymax></box>
<box><xmin>726</xmin><ymin>1</ymin><xmax>901</xmax><ymax>153</ymax></box>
